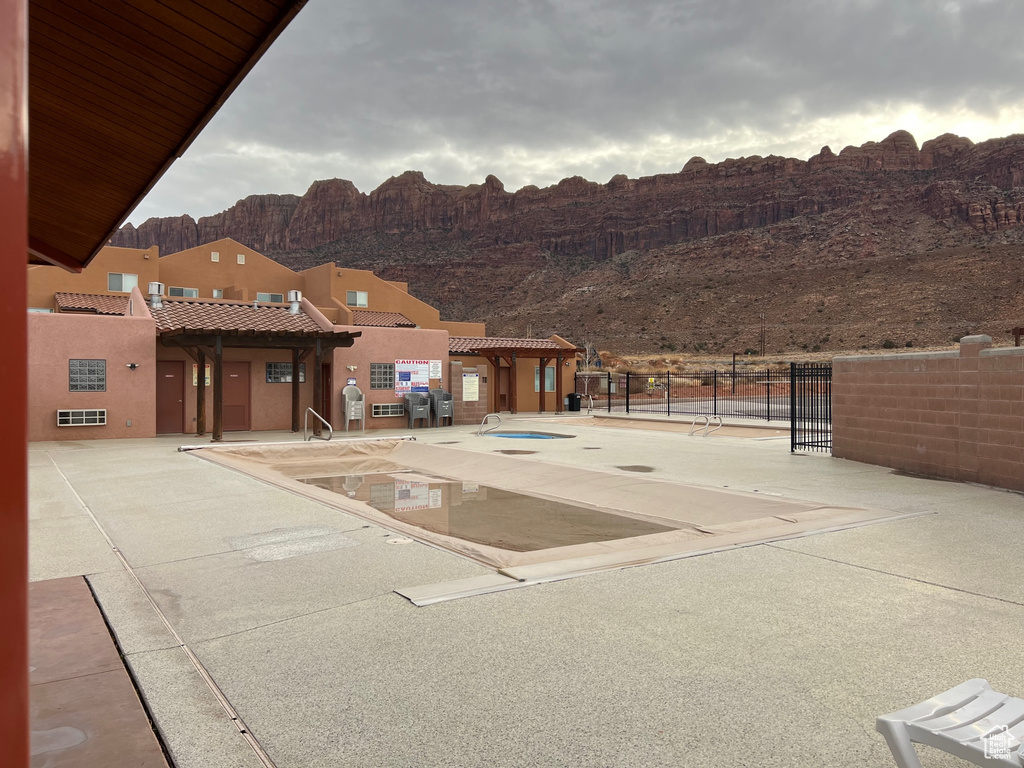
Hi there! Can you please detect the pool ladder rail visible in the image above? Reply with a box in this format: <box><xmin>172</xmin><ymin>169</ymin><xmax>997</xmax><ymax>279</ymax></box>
<box><xmin>304</xmin><ymin>407</ymin><xmax>333</xmax><ymax>441</ymax></box>
<box><xmin>688</xmin><ymin>415</ymin><xmax>723</xmax><ymax>437</ymax></box>
<box><xmin>477</xmin><ymin>413</ymin><xmax>501</xmax><ymax>436</ymax></box>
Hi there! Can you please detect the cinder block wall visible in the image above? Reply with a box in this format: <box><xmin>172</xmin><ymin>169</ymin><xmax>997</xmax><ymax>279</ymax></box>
<box><xmin>833</xmin><ymin>336</ymin><xmax>1024</xmax><ymax>492</ymax></box>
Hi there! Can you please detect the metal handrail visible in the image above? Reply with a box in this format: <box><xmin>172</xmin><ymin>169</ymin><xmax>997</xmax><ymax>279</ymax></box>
<box><xmin>477</xmin><ymin>413</ymin><xmax>501</xmax><ymax>436</ymax></box>
<box><xmin>304</xmin><ymin>407</ymin><xmax>333</xmax><ymax>441</ymax></box>
<box><xmin>687</xmin><ymin>415</ymin><xmax>723</xmax><ymax>437</ymax></box>
<box><xmin>586</xmin><ymin>395</ymin><xmax>594</xmax><ymax>414</ymax></box>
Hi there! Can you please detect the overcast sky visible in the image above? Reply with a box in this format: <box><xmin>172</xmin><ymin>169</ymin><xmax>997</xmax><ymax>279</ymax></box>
<box><xmin>129</xmin><ymin>0</ymin><xmax>1023</xmax><ymax>224</ymax></box>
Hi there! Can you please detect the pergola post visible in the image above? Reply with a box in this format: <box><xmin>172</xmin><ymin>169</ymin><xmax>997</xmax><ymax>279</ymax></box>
<box><xmin>212</xmin><ymin>335</ymin><xmax>223</xmax><ymax>442</ymax></box>
<box><xmin>538</xmin><ymin>356</ymin><xmax>548</xmax><ymax>413</ymax></box>
<box><xmin>312</xmin><ymin>338</ymin><xmax>323</xmax><ymax>436</ymax></box>
<box><xmin>556</xmin><ymin>352</ymin><xmax>564</xmax><ymax>413</ymax></box>
<box><xmin>510</xmin><ymin>351</ymin><xmax>518</xmax><ymax>414</ymax></box>
<box><xmin>196</xmin><ymin>348</ymin><xmax>206</xmax><ymax>436</ymax></box>
<box><xmin>291</xmin><ymin>347</ymin><xmax>300</xmax><ymax>432</ymax></box>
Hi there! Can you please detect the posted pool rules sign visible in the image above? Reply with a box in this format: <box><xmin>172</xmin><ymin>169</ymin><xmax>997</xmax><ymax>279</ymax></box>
<box><xmin>395</xmin><ymin>360</ymin><xmax>430</xmax><ymax>396</ymax></box>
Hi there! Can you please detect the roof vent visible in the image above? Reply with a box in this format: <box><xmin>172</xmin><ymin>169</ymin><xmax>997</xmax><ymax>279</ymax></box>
<box><xmin>148</xmin><ymin>282</ymin><xmax>164</xmax><ymax>310</ymax></box>
<box><xmin>287</xmin><ymin>290</ymin><xmax>302</xmax><ymax>315</ymax></box>
<box><xmin>252</xmin><ymin>300</ymin><xmax>259</xmax><ymax>310</ymax></box>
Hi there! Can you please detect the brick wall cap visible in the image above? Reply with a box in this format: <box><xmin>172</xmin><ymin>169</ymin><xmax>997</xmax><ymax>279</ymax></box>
<box><xmin>980</xmin><ymin>346</ymin><xmax>1024</xmax><ymax>357</ymax></box>
<box><xmin>834</xmin><ymin>350</ymin><xmax>958</xmax><ymax>363</ymax></box>
<box><xmin>960</xmin><ymin>335</ymin><xmax>993</xmax><ymax>344</ymax></box>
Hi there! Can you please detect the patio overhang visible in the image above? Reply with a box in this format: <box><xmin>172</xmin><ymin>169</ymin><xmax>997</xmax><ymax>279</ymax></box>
<box><xmin>159</xmin><ymin>329</ymin><xmax>359</xmax><ymax>441</ymax></box>
<box><xmin>27</xmin><ymin>0</ymin><xmax>309</xmax><ymax>271</ymax></box>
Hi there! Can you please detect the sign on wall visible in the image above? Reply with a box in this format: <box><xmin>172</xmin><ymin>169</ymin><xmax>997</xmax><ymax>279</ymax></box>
<box><xmin>429</xmin><ymin>359</ymin><xmax>443</xmax><ymax>379</ymax></box>
<box><xmin>395</xmin><ymin>360</ymin><xmax>430</xmax><ymax>396</ymax></box>
<box><xmin>192</xmin><ymin>363</ymin><xmax>211</xmax><ymax>386</ymax></box>
<box><xmin>463</xmin><ymin>372</ymin><xmax>479</xmax><ymax>401</ymax></box>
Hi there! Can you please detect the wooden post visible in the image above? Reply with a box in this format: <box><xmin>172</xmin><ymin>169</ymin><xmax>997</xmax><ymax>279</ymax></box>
<box><xmin>291</xmin><ymin>347</ymin><xmax>301</xmax><ymax>432</ymax></box>
<box><xmin>212</xmin><ymin>335</ymin><xmax>223</xmax><ymax>442</ymax></box>
<box><xmin>538</xmin><ymin>357</ymin><xmax>548</xmax><ymax>413</ymax></box>
<box><xmin>196</xmin><ymin>348</ymin><xmax>206</xmax><ymax>436</ymax></box>
<box><xmin>556</xmin><ymin>352</ymin><xmax>563</xmax><ymax>413</ymax></box>
<box><xmin>510</xmin><ymin>351</ymin><xmax>518</xmax><ymax>414</ymax></box>
<box><xmin>312</xmin><ymin>338</ymin><xmax>323</xmax><ymax>436</ymax></box>
<box><xmin>0</xmin><ymin>2</ymin><xmax>29</xmax><ymax>762</ymax></box>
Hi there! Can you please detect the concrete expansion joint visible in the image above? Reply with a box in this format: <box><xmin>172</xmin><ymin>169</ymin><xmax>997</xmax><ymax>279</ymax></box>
<box><xmin>765</xmin><ymin>543</ymin><xmax>1024</xmax><ymax>609</ymax></box>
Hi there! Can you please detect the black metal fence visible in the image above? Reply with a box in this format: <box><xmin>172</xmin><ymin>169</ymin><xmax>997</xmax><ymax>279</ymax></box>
<box><xmin>575</xmin><ymin>363</ymin><xmax>833</xmax><ymax>453</ymax></box>
<box><xmin>789</xmin><ymin>362</ymin><xmax>832</xmax><ymax>452</ymax></box>
<box><xmin>575</xmin><ymin>369</ymin><xmax>793</xmax><ymax>421</ymax></box>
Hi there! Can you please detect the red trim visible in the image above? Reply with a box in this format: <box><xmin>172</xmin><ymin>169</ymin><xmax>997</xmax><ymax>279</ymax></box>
<box><xmin>1</xmin><ymin>0</ymin><xmax>30</xmax><ymax>764</ymax></box>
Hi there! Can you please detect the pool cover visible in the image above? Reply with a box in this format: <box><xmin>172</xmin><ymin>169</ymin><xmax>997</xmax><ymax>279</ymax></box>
<box><xmin>192</xmin><ymin>439</ymin><xmax>902</xmax><ymax>583</ymax></box>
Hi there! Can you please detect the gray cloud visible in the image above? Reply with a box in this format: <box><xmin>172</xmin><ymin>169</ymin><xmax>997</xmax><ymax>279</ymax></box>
<box><xmin>130</xmin><ymin>0</ymin><xmax>1024</xmax><ymax>222</ymax></box>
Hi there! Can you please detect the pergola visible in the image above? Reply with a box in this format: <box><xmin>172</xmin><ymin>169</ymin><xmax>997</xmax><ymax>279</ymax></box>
<box><xmin>160</xmin><ymin>328</ymin><xmax>358</xmax><ymax>440</ymax></box>
<box><xmin>149</xmin><ymin>296</ymin><xmax>359</xmax><ymax>439</ymax></box>
<box><xmin>450</xmin><ymin>337</ymin><xmax>582</xmax><ymax>414</ymax></box>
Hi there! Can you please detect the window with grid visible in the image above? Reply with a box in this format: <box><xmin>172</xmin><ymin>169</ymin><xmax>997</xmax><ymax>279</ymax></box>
<box><xmin>107</xmin><ymin>273</ymin><xmax>138</xmax><ymax>292</ymax></box>
<box><xmin>168</xmin><ymin>286</ymin><xmax>199</xmax><ymax>298</ymax></box>
<box><xmin>346</xmin><ymin>290</ymin><xmax>368</xmax><ymax>307</ymax></box>
<box><xmin>256</xmin><ymin>292</ymin><xmax>284</xmax><ymax>303</ymax></box>
<box><xmin>370</xmin><ymin>363</ymin><xmax>395</xmax><ymax>390</ymax></box>
<box><xmin>69</xmin><ymin>359</ymin><xmax>106</xmax><ymax>391</ymax></box>
<box><xmin>266</xmin><ymin>362</ymin><xmax>305</xmax><ymax>383</ymax></box>
<box><xmin>369</xmin><ymin>482</ymin><xmax>396</xmax><ymax>509</ymax></box>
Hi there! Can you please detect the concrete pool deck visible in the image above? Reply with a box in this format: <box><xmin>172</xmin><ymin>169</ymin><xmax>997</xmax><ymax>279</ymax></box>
<box><xmin>29</xmin><ymin>416</ymin><xmax>1024</xmax><ymax>767</ymax></box>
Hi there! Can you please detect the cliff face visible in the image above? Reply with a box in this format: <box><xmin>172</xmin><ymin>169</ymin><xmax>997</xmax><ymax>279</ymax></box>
<box><xmin>115</xmin><ymin>130</ymin><xmax>1024</xmax><ymax>258</ymax></box>
<box><xmin>112</xmin><ymin>130</ymin><xmax>1024</xmax><ymax>353</ymax></box>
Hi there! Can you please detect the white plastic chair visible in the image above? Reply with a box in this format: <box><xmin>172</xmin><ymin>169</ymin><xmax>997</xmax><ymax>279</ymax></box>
<box><xmin>876</xmin><ymin>679</ymin><xmax>1024</xmax><ymax>767</ymax></box>
<box><xmin>342</xmin><ymin>385</ymin><xmax>364</xmax><ymax>432</ymax></box>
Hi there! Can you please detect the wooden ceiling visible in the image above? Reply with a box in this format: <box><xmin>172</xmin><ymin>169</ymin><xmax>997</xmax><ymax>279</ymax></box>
<box><xmin>28</xmin><ymin>0</ymin><xmax>308</xmax><ymax>271</ymax></box>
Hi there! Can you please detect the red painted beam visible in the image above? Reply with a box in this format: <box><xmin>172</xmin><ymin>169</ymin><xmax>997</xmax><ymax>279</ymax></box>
<box><xmin>0</xmin><ymin>0</ymin><xmax>30</xmax><ymax>765</ymax></box>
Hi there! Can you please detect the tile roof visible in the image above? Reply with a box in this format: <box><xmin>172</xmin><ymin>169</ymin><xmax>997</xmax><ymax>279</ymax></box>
<box><xmin>55</xmin><ymin>292</ymin><xmax>129</xmax><ymax>315</ymax></box>
<box><xmin>150</xmin><ymin>298</ymin><xmax>328</xmax><ymax>335</ymax></box>
<box><xmin>351</xmin><ymin>310</ymin><xmax>417</xmax><ymax>328</ymax></box>
<box><xmin>449</xmin><ymin>336</ymin><xmax>574</xmax><ymax>354</ymax></box>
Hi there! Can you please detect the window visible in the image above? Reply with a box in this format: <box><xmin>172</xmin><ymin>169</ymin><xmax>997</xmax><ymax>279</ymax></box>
<box><xmin>534</xmin><ymin>366</ymin><xmax>556</xmax><ymax>392</ymax></box>
<box><xmin>369</xmin><ymin>482</ymin><xmax>396</xmax><ymax>507</ymax></box>
<box><xmin>168</xmin><ymin>286</ymin><xmax>199</xmax><ymax>298</ymax></box>
<box><xmin>256</xmin><ymin>292</ymin><xmax>284</xmax><ymax>303</ymax></box>
<box><xmin>210</xmin><ymin>251</ymin><xmax>219</xmax><ymax>262</ymax></box>
<box><xmin>69</xmin><ymin>359</ymin><xmax>106</xmax><ymax>392</ymax></box>
<box><xmin>107</xmin><ymin>273</ymin><xmax>138</xmax><ymax>292</ymax></box>
<box><xmin>370</xmin><ymin>363</ymin><xmax>394</xmax><ymax>390</ymax></box>
<box><xmin>28</xmin><ymin>308</ymin><xmax>53</xmax><ymax>313</ymax></box>
<box><xmin>237</xmin><ymin>253</ymin><xmax>245</xmax><ymax>264</ymax></box>
<box><xmin>266</xmin><ymin>362</ymin><xmax>305</xmax><ymax>383</ymax></box>
<box><xmin>346</xmin><ymin>290</ymin><xmax>368</xmax><ymax>308</ymax></box>
<box><xmin>212</xmin><ymin>289</ymin><xmax>223</xmax><ymax>299</ymax></box>
<box><xmin>372</xmin><ymin>403</ymin><xmax>404</xmax><ymax>417</ymax></box>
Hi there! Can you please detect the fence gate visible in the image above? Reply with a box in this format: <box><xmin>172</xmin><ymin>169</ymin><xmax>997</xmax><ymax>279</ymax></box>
<box><xmin>790</xmin><ymin>362</ymin><xmax>832</xmax><ymax>452</ymax></box>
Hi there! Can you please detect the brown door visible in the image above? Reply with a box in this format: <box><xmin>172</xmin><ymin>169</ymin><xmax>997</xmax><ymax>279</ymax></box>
<box><xmin>321</xmin><ymin>363</ymin><xmax>332</xmax><ymax>423</ymax></box>
<box><xmin>499</xmin><ymin>367</ymin><xmax>510</xmax><ymax>411</ymax></box>
<box><xmin>156</xmin><ymin>361</ymin><xmax>184</xmax><ymax>434</ymax></box>
<box><xmin>222</xmin><ymin>362</ymin><xmax>251</xmax><ymax>431</ymax></box>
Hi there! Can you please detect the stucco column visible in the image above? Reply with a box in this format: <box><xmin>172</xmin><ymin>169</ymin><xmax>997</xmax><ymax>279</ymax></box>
<box><xmin>0</xmin><ymin>1</ymin><xmax>29</xmax><ymax>763</ymax></box>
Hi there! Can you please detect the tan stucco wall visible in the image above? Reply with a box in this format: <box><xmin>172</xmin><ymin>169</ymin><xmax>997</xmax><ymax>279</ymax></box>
<box><xmin>158</xmin><ymin>239</ymin><xmax>304</xmax><ymax>302</ymax></box>
<box><xmin>28</xmin><ymin>313</ymin><xmax>157</xmax><ymax>441</ymax></box>
<box><xmin>27</xmin><ymin>246</ymin><xmax>160</xmax><ymax>310</ymax></box>
<box><xmin>330</xmin><ymin>326</ymin><xmax>451</xmax><ymax>431</ymax></box>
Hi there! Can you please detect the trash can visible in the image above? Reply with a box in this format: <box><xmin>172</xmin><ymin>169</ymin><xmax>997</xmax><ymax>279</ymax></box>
<box><xmin>567</xmin><ymin>393</ymin><xmax>582</xmax><ymax>412</ymax></box>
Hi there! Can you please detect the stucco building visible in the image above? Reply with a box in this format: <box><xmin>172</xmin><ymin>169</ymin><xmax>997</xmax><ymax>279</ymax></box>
<box><xmin>27</xmin><ymin>239</ymin><xmax>579</xmax><ymax>440</ymax></box>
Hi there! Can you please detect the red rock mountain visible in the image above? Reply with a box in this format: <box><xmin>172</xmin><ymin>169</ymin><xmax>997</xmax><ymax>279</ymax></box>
<box><xmin>114</xmin><ymin>130</ymin><xmax>1024</xmax><ymax>355</ymax></box>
